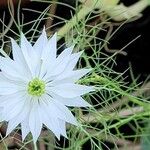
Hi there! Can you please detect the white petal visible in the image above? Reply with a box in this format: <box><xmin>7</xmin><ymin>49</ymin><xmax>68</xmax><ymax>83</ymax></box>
<box><xmin>0</xmin><ymin>107</ymin><xmax>4</xmax><ymax>122</ymax></box>
<box><xmin>0</xmin><ymin>56</ymin><xmax>29</xmax><ymax>81</ymax></box>
<box><xmin>43</xmin><ymin>117</ymin><xmax>61</xmax><ymax>139</ymax></box>
<box><xmin>52</xmin><ymin>100</ymin><xmax>77</xmax><ymax>125</ymax></box>
<box><xmin>1</xmin><ymin>92</ymin><xmax>28</xmax><ymax>121</ymax></box>
<box><xmin>44</xmin><ymin>97</ymin><xmax>77</xmax><ymax>125</ymax></box>
<box><xmin>47</xmin><ymin>83</ymin><xmax>93</xmax><ymax>98</ymax></box>
<box><xmin>53</xmin><ymin>69</ymin><xmax>91</xmax><ymax>84</ymax></box>
<box><xmin>39</xmin><ymin>33</ymin><xmax>57</xmax><ymax>79</ymax></box>
<box><xmin>29</xmin><ymin>100</ymin><xmax>42</xmax><ymax>142</ymax></box>
<box><xmin>0</xmin><ymin>85</ymin><xmax>21</xmax><ymax>95</ymax></box>
<box><xmin>0</xmin><ymin>72</ymin><xmax>27</xmax><ymax>85</ymax></box>
<box><xmin>55</xmin><ymin>46</ymin><xmax>74</xmax><ymax>63</ymax></box>
<box><xmin>20</xmin><ymin>99</ymin><xmax>32</xmax><ymax>141</ymax></box>
<box><xmin>39</xmin><ymin>100</ymin><xmax>61</xmax><ymax>139</ymax></box>
<box><xmin>41</xmin><ymin>94</ymin><xmax>77</xmax><ymax>125</ymax></box>
<box><xmin>11</xmin><ymin>38</ymin><xmax>23</xmax><ymax>63</ymax></box>
<box><xmin>41</xmin><ymin>32</ymin><xmax>57</xmax><ymax>61</ymax></box>
<box><xmin>0</xmin><ymin>72</ymin><xmax>26</xmax><ymax>91</ymax></box>
<box><xmin>0</xmin><ymin>92</ymin><xmax>24</xmax><ymax>106</ymax></box>
<box><xmin>6</xmin><ymin>119</ymin><xmax>20</xmax><ymax>136</ymax></box>
<box><xmin>52</xmin><ymin>95</ymin><xmax>91</xmax><ymax>107</ymax></box>
<box><xmin>20</xmin><ymin>32</ymin><xmax>38</xmax><ymax>76</ymax></box>
<box><xmin>33</xmin><ymin>27</ymin><xmax>48</xmax><ymax>58</ymax></box>
<box><xmin>41</xmin><ymin>46</ymin><xmax>74</xmax><ymax>80</ymax></box>
<box><xmin>21</xmin><ymin>117</ymin><xmax>30</xmax><ymax>141</ymax></box>
<box><xmin>11</xmin><ymin>38</ymin><xmax>32</xmax><ymax>79</ymax></box>
<box><xmin>6</xmin><ymin>97</ymin><xmax>30</xmax><ymax>136</ymax></box>
<box><xmin>0</xmin><ymin>73</ymin><xmax>25</xmax><ymax>95</ymax></box>
<box><xmin>6</xmin><ymin>111</ymin><xmax>25</xmax><ymax>136</ymax></box>
<box><xmin>0</xmin><ymin>72</ymin><xmax>24</xmax><ymax>84</ymax></box>
<box><xmin>59</xmin><ymin>120</ymin><xmax>67</xmax><ymax>138</ymax></box>
<box><xmin>63</xmin><ymin>51</ymin><xmax>83</xmax><ymax>72</ymax></box>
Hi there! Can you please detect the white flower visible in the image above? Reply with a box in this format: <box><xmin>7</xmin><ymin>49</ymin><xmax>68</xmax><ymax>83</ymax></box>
<box><xmin>0</xmin><ymin>28</ymin><xmax>93</xmax><ymax>143</ymax></box>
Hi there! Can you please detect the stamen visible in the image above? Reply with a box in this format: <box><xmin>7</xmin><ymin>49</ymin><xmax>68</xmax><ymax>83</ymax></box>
<box><xmin>28</xmin><ymin>78</ymin><xmax>45</xmax><ymax>96</ymax></box>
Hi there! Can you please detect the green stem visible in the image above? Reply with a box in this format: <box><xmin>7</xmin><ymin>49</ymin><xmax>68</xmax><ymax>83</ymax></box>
<box><xmin>57</xmin><ymin>0</ymin><xmax>119</xmax><ymax>39</ymax></box>
<box><xmin>80</xmin><ymin>74</ymin><xmax>149</xmax><ymax>107</ymax></box>
<box><xmin>34</xmin><ymin>142</ymin><xmax>38</xmax><ymax>150</ymax></box>
<box><xmin>0</xmin><ymin>43</ymin><xmax>9</xmax><ymax>58</ymax></box>
<box><xmin>32</xmin><ymin>0</ymin><xmax>149</xmax><ymax>39</ymax></box>
<box><xmin>58</xmin><ymin>6</ymin><xmax>92</xmax><ymax>40</ymax></box>
<box><xmin>0</xmin><ymin>49</ymin><xmax>9</xmax><ymax>57</ymax></box>
<box><xmin>57</xmin><ymin>0</ymin><xmax>150</xmax><ymax>39</ymax></box>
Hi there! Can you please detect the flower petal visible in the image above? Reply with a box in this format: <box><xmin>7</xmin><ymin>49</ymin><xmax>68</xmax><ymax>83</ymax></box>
<box><xmin>11</xmin><ymin>38</ymin><xmax>32</xmax><ymax>79</ymax></box>
<box><xmin>41</xmin><ymin>32</ymin><xmax>57</xmax><ymax>61</ymax></box>
<box><xmin>39</xmin><ymin>100</ymin><xmax>61</xmax><ymax>139</ymax></box>
<box><xmin>6</xmin><ymin>111</ymin><xmax>27</xmax><ymax>136</ymax></box>
<box><xmin>44</xmin><ymin>97</ymin><xmax>77</xmax><ymax>125</ymax></box>
<box><xmin>1</xmin><ymin>92</ymin><xmax>28</xmax><ymax>121</ymax></box>
<box><xmin>55</xmin><ymin>46</ymin><xmax>74</xmax><ymax>64</ymax></box>
<box><xmin>0</xmin><ymin>75</ymin><xmax>25</xmax><ymax>95</ymax></box>
<box><xmin>0</xmin><ymin>56</ymin><xmax>29</xmax><ymax>81</ymax></box>
<box><xmin>52</xmin><ymin>94</ymin><xmax>91</xmax><ymax>107</ymax></box>
<box><xmin>53</xmin><ymin>69</ymin><xmax>91</xmax><ymax>84</ymax></box>
<box><xmin>0</xmin><ymin>107</ymin><xmax>4</xmax><ymax>122</ymax></box>
<box><xmin>47</xmin><ymin>83</ymin><xmax>93</xmax><ymax>98</ymax></box>
<box><xmin>52</xmin><ymin>100</ymin><xmax>78</xmax><ymax>125</ymax></box>
<box><xmin>10</xmin><ymin>38</ymin><xmax>23</xmax><ymax>63</ymax></box>
<box><xmin>6</xmin><ymin>119</ymin><xmax>20</xmax><ymax>136</ymax></box>
<box><xmin>21</xmin><ymin>117</ymin><xmax>30</xmax><ymax>141</ymax></box>
<box><xmin>59</xmin><ymin>120</ymin><xmax>67</xmax><ymax>138</ymax></box>
<box><xmin>42</xmin><ymin>46</ymin><xmax>74</xmax><ymax>80</ymax></box>
<box><xmin>0</xmin><ymin>84</ymin><xmax>22</xmax><ymax>95</ymax></box>
<box><xmin>39</xmin><ymin>33</ymin><xmax>57</xmax><ymax>78</ymax></box>
<box><xmin>33</xmin><ymin>27</ymin><xmax>48</xmax><ymax>58</ymax></box>
<box><xmin>6</xmin><ymin>96</ymin><xmax>30</xmax><ymax>136</ymax></box>
<box><xmin>20</xmin><ymin>32</ymin><xmax>38</xmax><ymax>76</ymax></box>
<box><xmin>63</xmin><ymin>51</ymin><xmax>83</xmax><ymax>72</ymax></box>
<box><xmin>40</xmin><ymin>94</ymin><xmax>77</xmax><ymax>126</ymax></box>
<box><xmin>29</xmin><ymin>100</ymin><xmax>42</xmax><ymax>142</ymax></box>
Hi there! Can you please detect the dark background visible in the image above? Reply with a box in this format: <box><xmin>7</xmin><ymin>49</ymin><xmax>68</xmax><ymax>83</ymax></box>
<box><xmin>0</xmin><ymin>0</ymin><xmax>150</xmax><ymax>149</ymax></box>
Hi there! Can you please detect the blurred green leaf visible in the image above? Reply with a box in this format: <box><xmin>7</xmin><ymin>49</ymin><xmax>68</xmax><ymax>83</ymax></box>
<box><xmin>147</xmin><ymin>0</ymin><xmax>150</xmax><ymax>5</ymax></box>
<box><xmin>141</xmin><ymin>122</ymin><xmax>150</xmax><ymax>150</ymax></box>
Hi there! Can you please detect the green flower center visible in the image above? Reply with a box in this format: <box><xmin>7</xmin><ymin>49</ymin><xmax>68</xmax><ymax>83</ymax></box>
<box><xmin>28</xmin><ymin>78</ymin><xmax>45</xmax><ymax>96</ymax></box>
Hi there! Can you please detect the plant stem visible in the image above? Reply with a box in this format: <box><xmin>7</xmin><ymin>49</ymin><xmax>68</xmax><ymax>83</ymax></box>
<box><xmin>32</xmin><ymin>0</ymin><xmax>150</xmax><ymax>39</ymax></box>
<box><xmin>34</xmin><ymin>142</ymin><xmax>38</xmax><ymax>150</ymax></box>
<box><xmin>57</xmin><ymin>5</ymin><xmax>92</xmax><ymax>40</ymax></box>
<box><xmin>57</xmin><ymin>0</ymin><xmax>150</xmax><ymax>39</ymax></box>
<box><xmin>80</xmin><ymin>74</ymin><xmax>150</xmax><ymax>107</ymax></box>
<box><xmin>57</xmin><ymin>0</ymin><xmax>119</xmax><ymax>39</ymax></box>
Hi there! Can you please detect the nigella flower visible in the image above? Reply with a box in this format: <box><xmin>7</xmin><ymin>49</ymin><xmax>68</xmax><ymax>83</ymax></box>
<box><xmin>0</xmin><ymin>28</ymin><xmax>93</xmax><ymax>142</ymax></box>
